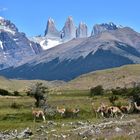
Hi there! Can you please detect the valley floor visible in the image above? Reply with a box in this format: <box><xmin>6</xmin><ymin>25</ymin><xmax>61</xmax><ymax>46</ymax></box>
<box><xmin>0</xmin><ymin>91</ymin><xmax>140</xmax><ymax>140</ymax></box>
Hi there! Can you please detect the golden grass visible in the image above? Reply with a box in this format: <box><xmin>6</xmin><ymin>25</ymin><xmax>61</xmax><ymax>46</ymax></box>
<box><xmin>61</xmin><ymin>64</ymin><xmax>140</xmax><ymax>90</ymax></box>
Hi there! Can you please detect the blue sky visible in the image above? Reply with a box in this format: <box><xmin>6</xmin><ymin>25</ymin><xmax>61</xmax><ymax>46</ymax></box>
<box><xmin>0</xmin><ymin>0</ymin><xmax>140</xmax><ymax>37</ymax></box>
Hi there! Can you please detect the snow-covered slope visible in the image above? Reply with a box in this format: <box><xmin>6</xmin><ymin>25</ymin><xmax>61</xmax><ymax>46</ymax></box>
<box><xmin>40</xmin><ymin>39</ymin><xmax>61</xmax><ymax>50</ymax></box>
<box><xmin>30</xmin><ymin>36</ymin><xmax>63</xmax><ymax>50</ymax></box>
<box><xmin>0</xmin><ymin>17</ymin><xmax>42</xmax><ymax>70</ymax></box>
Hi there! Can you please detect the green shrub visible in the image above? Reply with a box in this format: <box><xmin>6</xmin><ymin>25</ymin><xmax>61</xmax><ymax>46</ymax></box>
<box><xmin>90</xmin><ymin>85</ymin><xmax>104</xmax><ymax>96</ymax></box>
<box><xmin>114</xmin><ymin>101</ymin><xmax>123</xmax><ymax>108</ymax></box>
<box><xmin>109</xmin><ymin>95</ymin><xmax>119</xmax><ymax>105</ymax></box>
<box><xmin>0</xmin><ymin>88</ymin><xmax>12</xmax><ymax>96</ymax></box>
<box><xmin>111</xmin><ymin>87</ymin><xmax>127</xmax><ymax>95</ymax></box>
<box><xmin>13</xmin><ymin>91</ymin><xmax>20</xmax><ymax>96</ymax></box>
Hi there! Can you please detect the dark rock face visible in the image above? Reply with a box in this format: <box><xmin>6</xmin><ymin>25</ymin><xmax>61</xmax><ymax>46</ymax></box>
<box><xmin>44</xmin><ymin>18</ymin><xmax>60</xmax><ymax>38</ymax></box>
<box><xmin>0</xmin><ymin>17</ymin><xmax>42</xmax><ymax>70</ymax></box>
<box><xmin>91</xmin><ymin>22</ymin><xmax>118</xmax><ymax>35</ymax></box>
<box><xmin>76</xmin><ymin>22</ymin><xmax>88</xmax><ymax>38</ymax></box>
<box><xmin>61</xmin><ymin>16</ymin><xmax>76</xmax><ymax>40</ymax></box>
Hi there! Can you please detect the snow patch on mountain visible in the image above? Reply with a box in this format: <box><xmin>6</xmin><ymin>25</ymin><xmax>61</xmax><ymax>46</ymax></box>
<box><xmin>0</xmin><ymin>17</ymin><xmax>42</xmax><ymax>70</ymax></box>
<box><xmin>30</xmin><ymin>36</ymin><xmax>62</xmax><ymax>50</ymax></box>
<box><xmin>0</xmin><ymin>26</ymin><xmax>15</xmax><ymax>35</ymax></box>
<box><xmin>0</xmin><ymin>17</ymin><xmax>4</xmax><ymax>20</ymax></box>
<box><xmin>0</xmin><ymin>40</ymin><xmax>3</xmax><ymax>49</ymax></box>
<box><xmin>40</xmin><ymin>39</ymin><xmax>61</xmax><ymax>50</ymax></box>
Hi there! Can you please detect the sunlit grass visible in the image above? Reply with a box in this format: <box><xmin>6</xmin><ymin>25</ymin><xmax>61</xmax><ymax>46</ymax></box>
<box><xmin>0</xmin><ymin>90</ymin><xmax>129</xmax><ymax>131</ymax></box>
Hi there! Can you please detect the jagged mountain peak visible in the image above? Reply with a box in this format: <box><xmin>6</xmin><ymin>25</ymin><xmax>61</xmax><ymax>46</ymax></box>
<box><xmin>0</xmin><ymin>17</ymin><xmax>42</xmax><ymax>70</ymax></box>
<box><xmin>44</xmin><ymin>17</ymin><xmax>60</xmax><ymax>38</ymax></box>
<box><xmin>0</xmin><ymin>17</ymin><xmax>5</xmax><ymax>20</ymax></box>
<box><xmin>0</xmin><ymin>17</ymin><xmax>18</xmax><ymax>32</ymax></box>
<box><xmin>48</xmin><ymin>17</ymin><xmax>55</xmax><ymax>23</ymax></box>
<box><xmin>79</xmin><ymin>22</ymin><xmax>87</xmax><ymax>26</ymax></box>
<box><xmin>76</xmin><ymin>22</ymin><xmax>88</xmax><ymax>38</ymax></box>
<box><xmin>99</xmin><ymin>22</ymin><xmax>118</xmax><ymax>28</ymax></box>
<box><xmin>61</xmin><ymin>16</ymin><xmax>76</xmax><ymax>40</ymax></box>
<box><xmin>67</xmin><ymin>16</ymin><xmax>74</xmax><ymax>21</ymax></box>
<box><xmin>91</xmin><ymin>22</ymin><xmax>119</xmax><ymax>36</ymax></box>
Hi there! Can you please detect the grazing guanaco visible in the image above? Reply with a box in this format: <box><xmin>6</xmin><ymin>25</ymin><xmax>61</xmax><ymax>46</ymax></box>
<box><xmin>96</xmin><ymin>103</ymin><xmax>124</xmax><ymax>119</ymax></box>
<box><xmin>56</xmin><ymin>106</ymin><xmax>66</xmax><ymax>116</ymax></box>
<box><xmin>109</xmin><ymin>106</ymin><xmax>124</xmax><ymax>119</ymax></box>
<box><xmin>68</xmin><ymin>108</ymin><xmax>80</xmax><ymax>117</ymax></box>
<box><xmin>96</xmin><ymin>103</ymin><xmax>110</xmax><ymax>118</ymax></box>
<box><xmin>120</xmin><ymin>101</ymin><xmax>133</xmax><ymax>113</ymax></box>
<box><xmin>32</xmin><ymin>108</ymin><xmax>46</xmax><ymax>122</ymax></box>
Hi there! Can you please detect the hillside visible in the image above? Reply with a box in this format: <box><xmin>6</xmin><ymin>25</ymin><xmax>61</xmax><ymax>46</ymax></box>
<box><xmin>61</xmin><ymin>64</ymin><xmax>140</xmax><ymax>90</ymax></box>
<box><xmin>1</xmin><ymin>64</ymin><xmax>140</xmax><ymax>92</ymax></box>
<box><xmin>0</xmin><ymin>76</ymin><xmax>64</xmax><ymax>92</ymax></box>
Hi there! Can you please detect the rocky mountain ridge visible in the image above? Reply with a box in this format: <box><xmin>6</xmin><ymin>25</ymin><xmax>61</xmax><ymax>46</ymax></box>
<box><xmin>1</xmin><ymin>16</ymin><xmax>140</xmax><ymax>81</ymax></box>
<box><xmin>44</xmin><ymin>17</ymin><xmax>60</xmax><ymax>38</ymax></box>
<box><xmin>0</xmin><ymin>17</ymin><xmax>42</xmax><ymax>70</ymax></box>
<box><xmin>45</xmin><ymin>16</ymin><xmax>89</xmax><ymax>40</ymax></box>
<box><xmin>32</xmin><ymin>16</ymin><xmax>122</xmax><ymax>50</ymax></box>
<box><xmin>32</xmin><ymin>16</ymin><xmax>89</xmax><ymax>50</ymax></box>
<box><xmin>1</xmin><ymin>24</ymin><xmax>140</xmax><ymax>81</ymax></box>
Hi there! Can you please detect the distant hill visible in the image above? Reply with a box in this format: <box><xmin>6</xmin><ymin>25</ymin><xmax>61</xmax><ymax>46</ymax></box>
<box><xmin>60</xmin><ymin>64</ymin><xmax>140</xmax><ymax>90</ymax></box>
<box><xmin>0</xmin><ymin>76</ymin><xmax>64</xmax><ymax>92</ymax></box>
<box><xmin>1</xmin><ymin>64</ymin><xmax>140</xmax><ymax>92</ymax></box>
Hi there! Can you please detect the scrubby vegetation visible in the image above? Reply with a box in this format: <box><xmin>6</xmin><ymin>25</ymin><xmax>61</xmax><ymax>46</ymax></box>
<box><xmin>0</xmin><ymin>88</ymin><xmax>12</xmax><ymax>96</ymax></box>
<box><xmin>13</xmin><ymin>91</ymin><xmax>20</xmax><ymax>96</ymax></box>
<box><xmin>90</xmin><ymin>85</ymin><xmax>104</xmax><ymax>96</ymax></box>
<box><xmin>27</xmin><ymin>82</ymin><xmax>49</xmax><ymax>107</ymax></box>
<box><xmin>90</xmin><ymin>85</ymin><xmax>140</xmax><ymax>104</ymax></box>
<box><xmin>0</xmin><ymin>83</ymin><xmax>140</xmax><ymax>139</ymax></box>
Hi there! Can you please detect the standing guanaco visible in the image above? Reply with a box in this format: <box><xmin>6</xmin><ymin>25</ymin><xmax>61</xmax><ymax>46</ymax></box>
<box><xmin>32</xmin><ymin>108</ymin><xmax>46</xmax><ymax>122</ymax></box>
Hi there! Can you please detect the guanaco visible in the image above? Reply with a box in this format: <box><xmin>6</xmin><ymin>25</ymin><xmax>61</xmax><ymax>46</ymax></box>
<box><xmin>32</xmin><ymin>108</ymin><xmax>46</xmax><ymax>122</ymax></box>
<box><xmin>56</xmin><ymin>106</ymin><xmax>66</xmax><ymax>116</ymax></box>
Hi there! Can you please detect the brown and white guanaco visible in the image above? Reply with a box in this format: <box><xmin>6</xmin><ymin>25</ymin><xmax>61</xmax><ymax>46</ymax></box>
<box><xmin>32</xmin><ymin>108</ymin><xmax>46</xmax><ymax>122</ymax></box>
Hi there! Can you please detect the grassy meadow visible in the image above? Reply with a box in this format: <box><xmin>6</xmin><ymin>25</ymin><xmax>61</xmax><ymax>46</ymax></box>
<box><xmin>0</xmin><ymin>89</ymin><xmax>130</xmax><ymax>129</ymax></box>
<box><xmin>0</xmin><ymin>65</ymin><xmax>140</xmax><ymax>139</ymax></box>
<box><xmin>0</xmin><ymin>89</ymin><xmax>139</xmax><ymax>140</ymax></box>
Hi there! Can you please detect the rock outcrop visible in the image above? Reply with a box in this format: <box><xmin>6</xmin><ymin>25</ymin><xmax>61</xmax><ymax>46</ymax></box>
<box><xmin>0</xmin><ymin>17</ymin><xmax>42</xmax><ymax>70</ymax></box>
<box><xmin>91</xmin><ymin>22</ymin><xmax>118</xmax><ymax>36</ymax></box>
<box><xmin>76</xmin><ymin>22</ymin><xmax>88</xmax><ymax>38</ymax></box>
<box><xmin>44</xmin><ymin>18</ymin><xmax>60</xmax><ymax>38</ymax></box>
<box><xmin>61</xmin><ymin>16</ymin><xmax>76</xmax><ymax>40</ymax></box>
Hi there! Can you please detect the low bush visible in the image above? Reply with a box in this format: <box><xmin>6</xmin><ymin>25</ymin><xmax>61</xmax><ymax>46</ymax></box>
<box><xmin>90</xmin><ymin>85</ymin><xmax>104</xmax><ymax>96</ymax></box>
<box><xmin>109</xmin><ymin>95</ymin><xmax>119</xmax><ymax>105</ymax></box>
<box><xmin>13</xmin><ymin>91</ymin><xmax>20</xmax><ymax>96</ymax></box>
<box><xmin>0</xmin><ymin>88</ymin><xmax>12</xmax><ymax>96</ymax></box>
